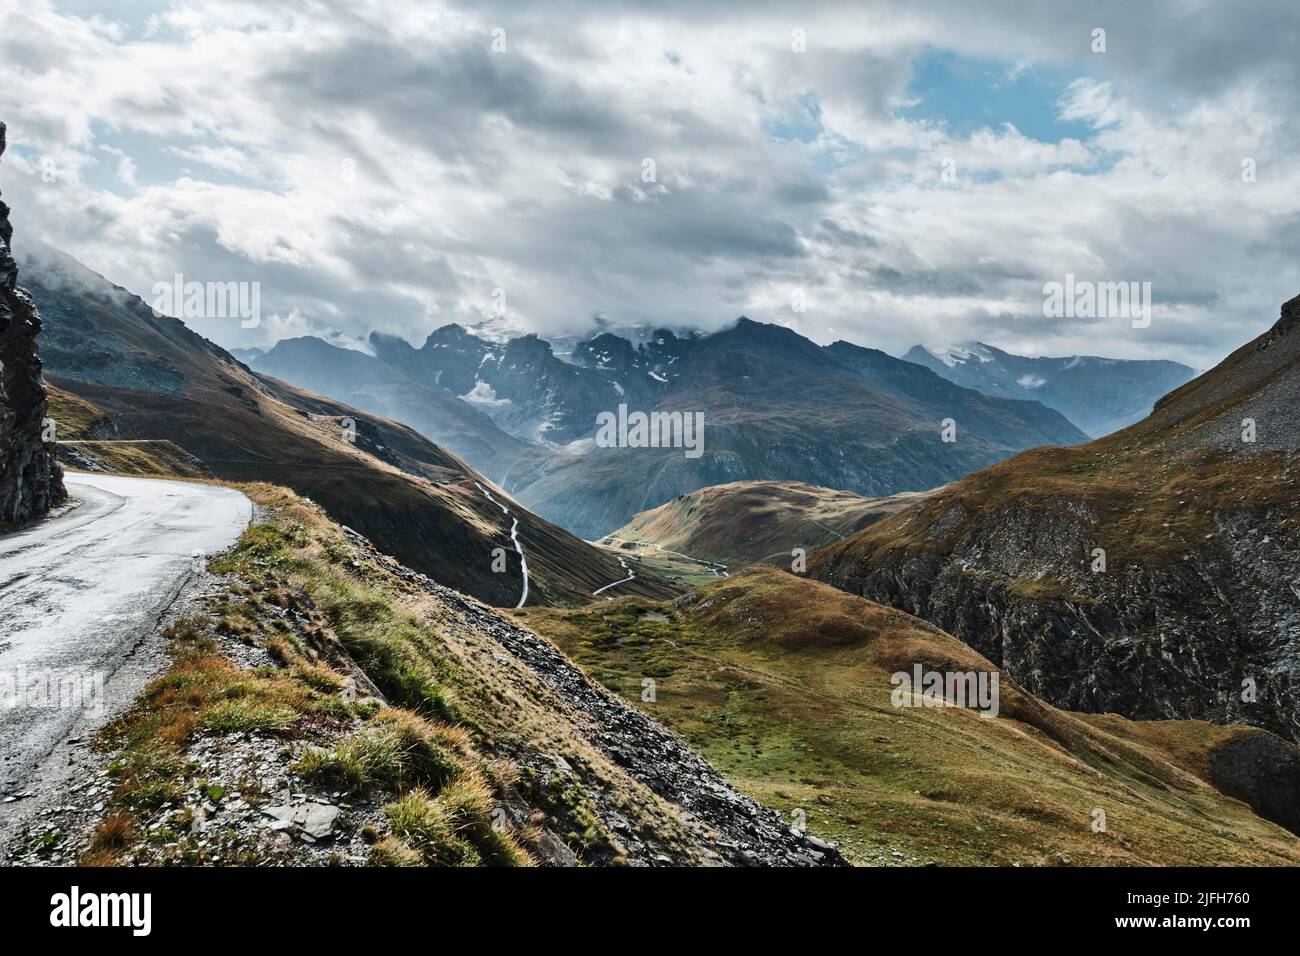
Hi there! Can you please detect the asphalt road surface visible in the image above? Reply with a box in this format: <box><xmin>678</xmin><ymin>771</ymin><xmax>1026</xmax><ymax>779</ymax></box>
<box><xmin>0</xmin><ymin>473</ymin><xmax>251</xmax><ymax>794</ymax></box>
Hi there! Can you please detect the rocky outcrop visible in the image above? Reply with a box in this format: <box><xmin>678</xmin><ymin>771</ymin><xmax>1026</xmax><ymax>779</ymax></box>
<box><xmin>0</xmin><ymin>122</ymin><xmax>64</xmax><ymax>526</ymax></box>
<box><xmin>816</xmin><ymin>498</ymin><xmax>1300</xmax><ymax>743</ymax></box>
<box><xmin>1208</xmin><ymin>731</ymin><xmax>1300</xmax><ymax>836</ymax></box>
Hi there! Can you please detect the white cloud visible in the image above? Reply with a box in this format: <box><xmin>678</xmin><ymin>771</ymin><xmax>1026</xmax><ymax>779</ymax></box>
<box><xmin>1</xmin><ymin>0</ymin><xmax>1297</xmax><ymax>369</ymax></box>
<box><xmin>98</xmin><ymin>145</ymin><xmax>137</xmax><ymax>186</ymax></box>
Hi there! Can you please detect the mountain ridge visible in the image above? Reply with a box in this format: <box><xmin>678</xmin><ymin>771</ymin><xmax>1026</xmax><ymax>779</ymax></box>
<box><xmin>602</xmin><ymin>479</ymin><xmax>925</xmax><ymax>568</ymax></box>
<box><xmin>902</xmin><ymin>339</ymin><xmax>1196</xmax><ymax>437</ymax></box>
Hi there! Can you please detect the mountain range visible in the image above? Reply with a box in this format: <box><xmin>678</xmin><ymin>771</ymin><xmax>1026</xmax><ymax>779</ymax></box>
<box><xmin>10</xmin><ymin>235</ymin><xmax>1300</xmax><ymax>868</ymax></box>
<box><xmin>903</xmin><ymin>341</ymin><xmax>1196</xmax><ymax>437</ymax></box>
<box><xmin>244</xmin><ymin>319</ymin><xmax>1096</xmax><ymax>538</ymax></box>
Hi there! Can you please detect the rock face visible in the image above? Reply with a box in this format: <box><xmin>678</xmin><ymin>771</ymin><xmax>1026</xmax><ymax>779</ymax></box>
<box><xmin>0</xmin><ymin>123</ymin><xmax>64</xmax><ymax>526</ymax></box>
<box><xmin>817</xmin><ymin>496</ymin><xmax>1300</xmax><ymax>741</ymax></box>
<box><xmin>1208</xmin><ymin>731</ymin><xmax>1300</xmax><ymax>836</ymax></box>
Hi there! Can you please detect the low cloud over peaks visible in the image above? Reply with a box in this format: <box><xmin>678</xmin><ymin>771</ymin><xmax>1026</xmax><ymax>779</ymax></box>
<box><xmin>2</xmin><ymin>0</ymin><xmax>1298</xmax><ymax>367</ymax></box>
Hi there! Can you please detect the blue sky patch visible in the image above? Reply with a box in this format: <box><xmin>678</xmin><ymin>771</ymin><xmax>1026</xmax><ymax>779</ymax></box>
<box><xmin>901</xmin><ymin>48</ymin><xmax>1094</xmax><ymax>144</ymax></box>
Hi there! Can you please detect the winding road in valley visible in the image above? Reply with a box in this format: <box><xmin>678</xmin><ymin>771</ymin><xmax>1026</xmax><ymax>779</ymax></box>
<box><xmin>0</xmin><ymin>473</ymin><xmax>251</xmax><ymax>795</ymax></box>
<box><xmin>475</xmin><ymin>481</ymin><xmax>530</xmax><ymax>608</ymax></box>
<box><xmin>592</xmin><ymin>554</ymin><xmax>635</xmax><ymax>597</ymax></box>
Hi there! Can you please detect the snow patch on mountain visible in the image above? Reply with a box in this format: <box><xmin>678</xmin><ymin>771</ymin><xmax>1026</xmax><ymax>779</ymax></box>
<box><xmin>923</xmin><ymin>344</ymin><xmax>993</xmax><ymax>368</ymax></box>
<box><xmin>461</xmin><ymin>380</ymin><xmax>511</xmax><ymax>406</ymax></box>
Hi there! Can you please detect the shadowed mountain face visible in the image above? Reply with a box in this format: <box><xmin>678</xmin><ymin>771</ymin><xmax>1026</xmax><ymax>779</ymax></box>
<box><xmin>17</xmin><ymin>243</ymin><xmax>672</xmax><ymax>607</ymax></box>
<box><xmin>252</xmin><ymin>335</ymin><xmax>548</xmax><ymax>487</ymax></box>
<box><xmin>902</xmin><ymin>341</ymin><xmax>1196</xmax><ymax>438</ymax></box>
<box><xmin>814</xmin><ymin>294</ymin><xmax>1300</xmax><ymax>742</ymax></box>
<box><xmin>248</xmin><ymin>316</ymin><xmax>1088</xmax><ymax>539</ymax></box>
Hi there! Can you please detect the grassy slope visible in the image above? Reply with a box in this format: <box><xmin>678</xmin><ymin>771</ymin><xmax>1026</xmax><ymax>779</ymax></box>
<box><xmin>517</xmin><ymin>566</ymin><xmax>1300</xmax><ymax>866</ymax></box>
<box><xmin>47</xmin><ymin>385</ymin><xmax>209</xmax><ymax>478</ymax></box>
<box><xmin>604</xmin><ymin>479</ymin><xmax>926</xmax><ymax>568</ymax></box>
<box><xmin>85</xmin><ymin>483</ymin><xmax>717</xmax><ymax>866</ymax></box>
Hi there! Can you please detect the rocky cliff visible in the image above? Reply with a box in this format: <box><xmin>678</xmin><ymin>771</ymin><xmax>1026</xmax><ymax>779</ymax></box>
<box><xmin>0</xmin><ymin>122</ymin><xmax>64</xmax><ymax>526</ymax></box>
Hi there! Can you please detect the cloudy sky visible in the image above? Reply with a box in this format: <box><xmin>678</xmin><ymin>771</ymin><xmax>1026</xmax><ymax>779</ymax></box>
<box><xmin>2</xmin><ymin>0</ymin><xmax>1297</xmax><ymax>368</ymax></box>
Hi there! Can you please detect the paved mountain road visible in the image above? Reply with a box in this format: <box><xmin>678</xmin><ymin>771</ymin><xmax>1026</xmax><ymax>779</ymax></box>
<box><xmin>475</xmin><ymin>481</ymin><xmax>529</xmax><ymax>608</ymax></box>
<box><xmin>0</xmin><ymin>473</ymin><xmax>251</xmax><ymax>795</ymax></box>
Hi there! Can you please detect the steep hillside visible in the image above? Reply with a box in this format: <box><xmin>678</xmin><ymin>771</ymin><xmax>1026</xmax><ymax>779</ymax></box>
<box><xmin>18</xmin><ymin>244</ymin><xmax>671</xmax><ymax>608</ymax></box>
<box><xmin>46</xmin><ymin>384</ymin><xmax>212</xmax><ymax>478</ymax></box>
<box><xmin>519</xmin><ymin>566</ymin><xmax>1300</xmax><ymax>864</ymax></box>
<box><xmin>604</xmin><ymin>479</ymin><xmax>924</xmax><ymax>568</ymax></box>
<box><xmin>902</xmin><ymin>341</ymin><xmax>1196</xmax><ymax>437</ymax></box>
<box><xmin>814</xmin><ymin>294</ymin><xmax>1300</xmax><ymax>742</ymax></box>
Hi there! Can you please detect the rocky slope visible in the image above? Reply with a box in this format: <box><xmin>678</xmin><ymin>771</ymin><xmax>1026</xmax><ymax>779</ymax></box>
<box><xmin>369</xmin><ymin>325</ymin><xmax>679</xmax><ymax>445</ymax></box>
<box><xmin>604</xmin><ymin>479</ymin><xmax>925</xmax><ymax>568</ymax></box>
<box><xmin>17</xmin><ymin>243</ymin><xmax>670</xmax><ymax>607</ymax></box>
<box><xmin>0</xmin><ymin>123</ymin><xmax>64</xmax><ymax>526</ymax></box>
<box><xmin>902</xmin><ymin>341</ymin><xmax>1196</xmax><ymax>437</ymax></box>
<box><xmin>814</xmin><ymin>294</ymin><xmax>1300</xmax><ymax>743</ymax></box>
